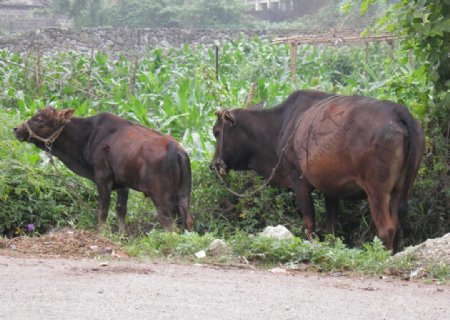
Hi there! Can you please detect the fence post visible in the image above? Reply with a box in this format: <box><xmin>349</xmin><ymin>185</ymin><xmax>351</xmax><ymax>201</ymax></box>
<box><xmin>129</xmin><ymin>55</ymin><xmax>137</xmax><ymax>94</ymax></box>
<box><xmin>215</xmin><ymin>45</ymin><xmax>219</xmax><ymax>81</ymax></box>
<box><xmin>88</xmin><ymin>47</ymin><xmax>94</xmax><ymax>97</ymax></box>
<box><xmin>289</xmin><ymin>42</ymin><xmax>298</xmax><ymax>84</ymax></box>
<box><xmin>35</xmin><ymin>47</ymin><xmax>42</xmax><ymax>98</ymax></box>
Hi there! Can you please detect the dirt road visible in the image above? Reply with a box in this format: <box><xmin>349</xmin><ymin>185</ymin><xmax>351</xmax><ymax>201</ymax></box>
<box><xmin>0</xmin><ymin>255</ymin><xmax>449</xmax><ymax>320</ymax></box>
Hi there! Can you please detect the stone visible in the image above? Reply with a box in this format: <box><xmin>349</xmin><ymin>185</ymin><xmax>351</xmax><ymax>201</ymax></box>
<box><xmin>77</xmin><ymin>31</ymin><xmax>90</xmax><ymax>44</ymax></box>
<box><xmin>259</xmin><ymin>225</ymin><xmax>293</xmax><ymax>240</ymax></box>
<box><xmin>104</xmin><ymin>40</ymin><xmax>114</xmax><ymax>48</ymax></box>
<box><xmin>207</xmin><ymin>239</ymin><xmax>230</xmax><ymax>256</ymax></box>
<box><xmin>160</xmin><ymin>39</ymin><xmax>171</xmax><ymax>48</ymax></box>
<box><xmin>115</xmin><ymin>35</ymin><xmax>125</xmax><ymax>45</ymax></box>
<box><xmin>194</xmin><ymin>250</ymin><xmax>206</xmax><ymax>259</ymax></box>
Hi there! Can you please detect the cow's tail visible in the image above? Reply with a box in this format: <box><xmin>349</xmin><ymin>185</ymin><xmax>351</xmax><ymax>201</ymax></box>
<box><xmin>394</xmin><ymin>104</ymin><xmax>424</xmax><ymax>235</ymax></box>
<box><xmin>167</xmin><ymin>141</ymin><xmax>193</xmax><ymax>231</ymax></box>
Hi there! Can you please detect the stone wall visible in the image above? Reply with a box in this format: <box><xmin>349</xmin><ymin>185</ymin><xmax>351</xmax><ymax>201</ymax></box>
<box><xmin>0</xmin><ymin>27</ymin><xmax>298</xmax><ymax>55</ymax></box>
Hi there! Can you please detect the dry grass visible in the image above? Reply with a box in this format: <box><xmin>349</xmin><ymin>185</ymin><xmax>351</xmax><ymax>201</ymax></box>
<box><xmin>0</xmin><ymin>228</ymin><xmax>128</xmax><ymax>259</ymax></box>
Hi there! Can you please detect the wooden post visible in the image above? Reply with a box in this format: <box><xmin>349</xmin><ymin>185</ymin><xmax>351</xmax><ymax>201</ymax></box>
<box><xmin>409</xmin><ymin>50</ymin><xmax>415</xmax><ymax>69</ymax></box>
<box><xmin>35</xmin><ymin>47</ymin><xmax>42</xmax><ymax>98</ymax></box>
<box><xmin>88</xmin><ymin>47</ymin><xmax>94</xmax><ymax>97</ymax></box>
<box><xmin>215</xmin><ymin>45</ymin><xmax>219</xmax><ymax>81</ymax></box>
<box><xmin>365</xmin><ymin>42</ymin><xmax>369</xmax><ymax>65</ymax></box>
<box><xmin>129</xmin><ymin>55</ymin><xmax>137</xmax><ymax>94</ymax></box>
<box><xmin>244</xmin><ymin>83</ymin><xmax>256</xmax><ymax>108</ymax></box>
<box><xmin>388</xmin><ymin>40</ymin><xmax>395</xmax><ymax>62</ymax></box>
<box><xmin>289</xmin><ymin>42</ymin><xmax>298</xmax><ymax>84</ymax></box>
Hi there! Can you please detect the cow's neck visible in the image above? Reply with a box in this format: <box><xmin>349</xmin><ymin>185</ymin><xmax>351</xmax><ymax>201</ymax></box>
<box><xmin>48</xmin><ymin>118</ymin><xmax>95</xmax><ymax>180</ymax></box>
<box><xmin>238</xmin><ymin>109</ymin><xmax>284</xmax><ymax>179</ymax></box>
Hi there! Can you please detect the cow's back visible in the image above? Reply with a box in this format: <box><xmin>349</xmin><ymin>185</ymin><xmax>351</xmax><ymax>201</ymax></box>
<box><xmin>90</xmin><ymin>113</ymin><xmax>177</xmax><ymax>191</ymax></box>
<box><xmin>290</xmin><ymin>95</ymin><xmax>412</xmax><ymax>196</ymax></box>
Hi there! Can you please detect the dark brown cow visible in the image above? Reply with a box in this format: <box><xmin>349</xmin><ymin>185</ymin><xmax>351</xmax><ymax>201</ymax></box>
<box><xmin>14</xmin><ymin>107</ymin><xmax>193</xmax><ymax>232</ymax></box>
<box><xmin>211</xmin><ymin>90</ymin><xmax>424</xmax><ymax>252</ymax></box>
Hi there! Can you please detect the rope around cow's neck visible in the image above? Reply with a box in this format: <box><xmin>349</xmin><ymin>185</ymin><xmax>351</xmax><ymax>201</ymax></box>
<box><xmin>214</xmin><ymin>94</ymin><xmax>345</xmax><ymax>198</ymax></box>
<box><xmin>24</xmin><ymin>120</ymin><xmax>66</xmax><ymax>158</ymax></box>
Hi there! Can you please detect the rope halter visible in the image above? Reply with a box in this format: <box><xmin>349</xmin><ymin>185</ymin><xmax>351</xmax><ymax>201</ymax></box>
<box><xmin>24</xmin><ymin>120</ymin><xmax>66</xmax><ymax>153</ymax></box>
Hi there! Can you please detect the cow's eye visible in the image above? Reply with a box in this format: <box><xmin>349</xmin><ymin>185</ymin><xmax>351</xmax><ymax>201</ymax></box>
<box><xmin>213</xmin><ymin>130</ymin><xmax>220</xmax><ymax>138</ymax></box>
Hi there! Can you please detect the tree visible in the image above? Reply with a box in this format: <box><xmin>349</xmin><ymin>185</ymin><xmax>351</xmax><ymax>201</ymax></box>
<box><xmin>48</xmin><ymin>0</ymin><xmax>106</xmax><ymax>27</ymax></box>
<box><xmin>348</xmin><ymin>0</ymin><xmax>449</xmax><ymax>127</ymax></box>
<box><xmin>182</xmin><ymin>0</ymin><xmax>252</xmax><ymax>28</ymax></box>
<box><xmin>60</xmin><ymin>0</ymin><xmax>254</xmax><ymax>29</ymax></box>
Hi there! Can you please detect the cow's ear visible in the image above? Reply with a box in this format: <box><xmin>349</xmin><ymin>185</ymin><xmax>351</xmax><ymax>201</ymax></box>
<box><xmin>248</xmin><ymin>100</ymin><xmax>265</xmax><ymax>110</ymax></box>
<box><xmin>222</xmin><ymin>110</ymin><xmax>236</xmax><ymax>125</ymax></box>
<box><xmin>59</xmin><ymin>109</ymin><xmax>75</xmax><ymax>123</ymax></box>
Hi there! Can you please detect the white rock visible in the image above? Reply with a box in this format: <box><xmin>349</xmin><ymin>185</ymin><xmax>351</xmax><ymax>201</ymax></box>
<box><xmin>259</xmin><ymin>225</ymin><xmax>293</xmax><ymax>240</ymax></box>
<box><xmin>194</xmin><ymin>250</ymin><xmax>206</xmax><ymax>259</ymax></box>
<box><xmin>208</xmin><ymin>239</ymin><xmax>230</xmax><ymax>256</ymax></box>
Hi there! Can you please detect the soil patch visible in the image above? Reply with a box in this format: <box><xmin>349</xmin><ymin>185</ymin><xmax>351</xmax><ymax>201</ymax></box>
<box><xmin>0</xmin><ymin>228</ymin><xmax>128</xmax><ymax>259</ymax></box>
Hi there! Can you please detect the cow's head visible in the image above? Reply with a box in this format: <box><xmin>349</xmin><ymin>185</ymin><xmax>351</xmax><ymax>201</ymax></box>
<box><xmin>210</xmin><ymin>101</ymin><xmax>265</xmax><ymax>176</ymax></box>
<box><xmin>13</xmin><ymin>107</ymin><xmax>74</xmax><ymax>145</ymax></box>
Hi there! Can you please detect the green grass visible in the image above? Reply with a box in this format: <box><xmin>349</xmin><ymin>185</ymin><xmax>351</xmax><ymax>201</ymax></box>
<box><xmin>122</xmin><ymin>230</ymin><xmax>449</xmax><ymax>282</ymax></box>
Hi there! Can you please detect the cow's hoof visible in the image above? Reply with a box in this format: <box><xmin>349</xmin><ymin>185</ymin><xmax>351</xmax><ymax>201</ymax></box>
<box><xmin>305</xmin><ymin>230</ymin><xmax>318</xmax><ymax>241</ymax></box>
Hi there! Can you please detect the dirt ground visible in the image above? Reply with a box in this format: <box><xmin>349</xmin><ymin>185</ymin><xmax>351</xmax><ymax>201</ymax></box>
<box><xmin>1</xmin><ymin>229</ymin><xmax>449</xmax><ymax>320</ymax></box>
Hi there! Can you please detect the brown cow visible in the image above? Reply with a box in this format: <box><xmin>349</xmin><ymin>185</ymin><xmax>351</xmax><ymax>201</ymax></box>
<box><xmin>14</xmin><ymin>107</ymin><xmax>193</xmax><ymax>232</ymax></box>
<box><xmin>211</xmin><ymin>90</ymin><xmax>424</xmax><ymax>252</ymax></box>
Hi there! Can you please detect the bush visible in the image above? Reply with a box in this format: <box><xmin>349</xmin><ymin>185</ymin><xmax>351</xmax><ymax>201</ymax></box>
<box><xmin>0</xmin><ymin>113</ymin><xmax>97</xmax><ymax>236</ymax></box>
<box><xmin>191</xmin><ymin>163</ymin><xmax>302</xmax><ymax>236</ymax></box>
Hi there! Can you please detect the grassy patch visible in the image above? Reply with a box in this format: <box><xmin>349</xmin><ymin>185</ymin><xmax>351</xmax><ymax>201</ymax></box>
<box><xmin>122</xmin><ymin>231</ymin><xmax>449</xmax><ymax>282</ymax></box>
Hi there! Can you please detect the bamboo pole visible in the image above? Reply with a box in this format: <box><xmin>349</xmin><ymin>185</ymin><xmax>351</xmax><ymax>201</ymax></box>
<box><xmin>215</xmin><ymin>45</ymin><xmax>219</xmax><ymax>81</ymax></box>
<box><xmin>129</xmin><ymin>55</ymin><xmax>137</xmax><ymax>94</ymax></box>
<box><xmin>88</xmin><ymin>47</ymin><xmax>94</xmax><ymax>97</ymax></box>
<box><xmin>289</xmin><ymin>43</ymin><xmax>298</xmax><ymax>84</ymax></box>
<box><xmin>35</xmin><ymin>47</ymin><xmax>42</xmax><ymax>98</ymax></box>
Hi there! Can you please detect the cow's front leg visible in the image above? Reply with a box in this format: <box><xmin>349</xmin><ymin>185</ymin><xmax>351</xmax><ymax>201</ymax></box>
<box><xmin>116</xmin><ymin>187</ymin><xmax>129</xmax><ymax>233</ymax></box>
<box><xmin>294</xmin><ymin>180</ymin><xmax>316</xmax><ymax>240</ymax></box>
<box><xmin>96</xmin><ymin>180</ymin><xmax>113</xmax><ymax>232</ymax></box>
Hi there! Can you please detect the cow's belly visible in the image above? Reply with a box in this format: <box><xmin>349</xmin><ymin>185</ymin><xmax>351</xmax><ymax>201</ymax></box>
<box><xmin>304</xmin><ymin>163</ymin><xmax>365</xmax><ymax>199</ymax></box>
<box><xmin>319</xmin><ymin>180</ymin><xmax>366</xmax><ymax>199</ymax></box>
<box><xmin>106</xmin><ymin>144</ymin><xmax>165</xmax><ymax>194</ymax></box>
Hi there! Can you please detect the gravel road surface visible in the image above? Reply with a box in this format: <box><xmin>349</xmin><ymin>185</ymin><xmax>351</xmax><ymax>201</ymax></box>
<box><xmin>0</xmin><ymin>255</ymin><xmax>449</xmax><ymax>320</ymax></box>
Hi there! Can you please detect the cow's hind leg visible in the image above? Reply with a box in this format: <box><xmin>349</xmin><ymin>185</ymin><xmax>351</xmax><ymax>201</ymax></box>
<box><xmin>178</xmin><ymin>195</ymin><xmax>193</xmax><ymax>231</ymax></box>
<box><xmin>96</xmin><ymin>180</ymin><xmax>113</xmax><ymax>232</ymax></box>
<box><xmin>149</xmin><ymin>189</ymin><xmax>177</xmax><ymax>232</ymax></box>
<box><xmin>294</xmin><ymin>181</ymin><xmax>316</xmax><ymax>240</ymax></box>
<box><xmin>389</xmin><ymin>175</ymin><xmax>407</xmax><ymax>252</ymax></box>
<box><xmin>115</xmin><ymin>187</ymin><xmax>129</xmax><ymax>233</ymax></box>
<box><xmin>363</xmin><ymin>123</ymin><xmax>405</xmax><ymax>252</ymax></box>
<box><xmin>365</xmin><ymin>186</ymin><xmax>397</xmax><ymax>252</ymax></box>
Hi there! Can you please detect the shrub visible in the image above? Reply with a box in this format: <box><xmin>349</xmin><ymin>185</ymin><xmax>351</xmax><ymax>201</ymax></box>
<box><xmin>0</xmin><ymin>113</ymin><xmax>97</xmax><ymax>236</ymax></box>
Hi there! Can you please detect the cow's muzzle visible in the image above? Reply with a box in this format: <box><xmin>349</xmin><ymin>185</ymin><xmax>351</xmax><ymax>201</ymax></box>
<box><xmin>210</xmin><ymin>159</ymin><xmax>228</xmax><ymax>177</ymax></box>
<box><xmin>13</xmin><ymin>124</ymin><xmax>28</xmax><ymax>141</ymax></box>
